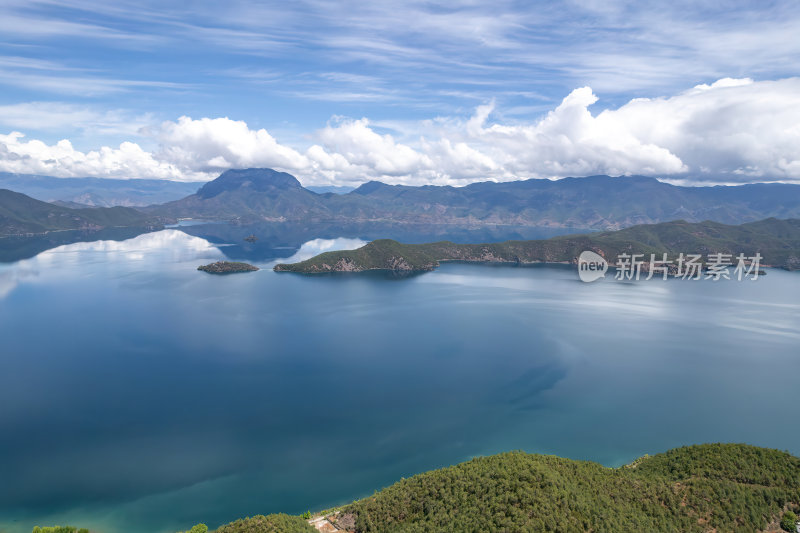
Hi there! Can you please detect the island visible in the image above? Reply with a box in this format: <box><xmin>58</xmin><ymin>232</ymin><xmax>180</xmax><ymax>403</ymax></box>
<box><xmin>274</xmin><ymin>218</ymin><xmax>800</xmax><ymax>273</ymax></box>
<box><xmin>197</xmin><ymin>261</ymin><xmax>259</xmax><ymax>274</ymax></box>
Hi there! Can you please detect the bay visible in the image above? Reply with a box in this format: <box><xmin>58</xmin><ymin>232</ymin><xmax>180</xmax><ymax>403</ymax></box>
<box><xmin>0</xmin><ymin>226</ymin><xmax>798</xmax><ymax>532</ymax></box>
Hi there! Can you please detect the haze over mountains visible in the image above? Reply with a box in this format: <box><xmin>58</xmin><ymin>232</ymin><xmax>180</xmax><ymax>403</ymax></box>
<box><xmin>2</xmin><ymin>167</ymin><xmax>800</xmax><ymax>238</ymax></box>
<box><xmin>154</xmin><ymin>168</ymin><xmax>800</xmax><ymax>229</ymax></box>
<box><xmin>0</xmin><ymin>172</ymin><xmax>204</xmax><ymax>207</ymax></box>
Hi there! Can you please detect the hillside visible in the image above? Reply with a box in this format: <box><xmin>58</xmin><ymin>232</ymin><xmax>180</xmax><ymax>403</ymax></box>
<box><xmin>0</xmin><ymin>189</ymin><xmax>163</xmax><ymax>236</ymax></box>
<box><xmin>274</xmin><ymin>218</ymin><xmax>800</xmax><ymax>272</ymax></box>
<box><xmin>154</xmin><ymin>168</ymin><xmax>800</xmax><ymax>229</ymax></box>
<box><xmin>154</xmin><ymin>168</ymin><xmax>334</xmax><ymax>221</ymax></box>
<box><xmin>330</xmin><ymin>443</ymin><xmax>800</xmax><ymax>533</ymax></box>
<box><xmin>162</xmin><ymin>443</ymin><xmax>800</xmax><ymax>533</ymax></box>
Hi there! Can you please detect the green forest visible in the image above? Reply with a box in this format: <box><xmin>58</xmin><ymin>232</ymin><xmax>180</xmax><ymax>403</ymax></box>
<box><xmin>35</xmin><ymin>443</ymin><xmax>800</xmax><ymax>533</ymax></box>
<box><xmin>336</xmin><ymin>443</ymin><xmax>800</xmax><ymax>532</ymax></box>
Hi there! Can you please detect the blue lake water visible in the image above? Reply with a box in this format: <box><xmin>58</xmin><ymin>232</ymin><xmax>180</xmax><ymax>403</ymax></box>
<box><xmin>0</xmin><ymin>227</ymin><xmax>799</xmax><ymax>532</ymax></box>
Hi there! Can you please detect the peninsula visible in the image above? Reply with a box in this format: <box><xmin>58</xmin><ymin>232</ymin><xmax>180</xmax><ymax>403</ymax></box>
<box><xmin>0</xmin><ymin>189</ymin><xmax>165</xmax><ymax>236</ymax></box>
<box><xmin>274</xmin><ymin>218</ymin><xmax>800</xmax><ymax>273</ymax></box>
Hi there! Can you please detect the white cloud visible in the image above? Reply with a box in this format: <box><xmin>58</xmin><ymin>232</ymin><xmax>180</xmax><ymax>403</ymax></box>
<box><xmin>153</xmin><ymin>116</ymin><xmax>310</xmax><ymax>173</ymax></box>
<box><xmin>596</xmin><ymin>77</ymin><xmax>800</xmax><ymax>181</ymax></box>
<box><xmin>0</xmin><ymin>101</ymin><xmax>154</xmax><ymax>137</ymax></box>
<box><xmin>315</xmin><ymin>118</ymin><xmax>432</xmax><ymax>178</ymax></box>
<box><xmin>1</xmin><ymin>78</ymin><xmax>799</xmax><ymax>185</ymax></box>
<box><xmin>450</xmin><ymin>87</ymin><xmax>687</xmax><ymax>180</ymax></box>
<box><xmin>0</xmin><ymin>132</ymin><xmax>195</xmax><ymax>180</ymax></box>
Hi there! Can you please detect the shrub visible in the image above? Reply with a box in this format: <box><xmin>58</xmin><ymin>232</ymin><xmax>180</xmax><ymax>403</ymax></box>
<box><xmin>782</xmin><ymin>511</ymin><xmax>798</xmax><ymax>532</ymax></box>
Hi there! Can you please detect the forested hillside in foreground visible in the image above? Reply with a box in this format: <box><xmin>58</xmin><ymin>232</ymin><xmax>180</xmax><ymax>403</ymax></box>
<box><xmin>334</xmin><ymin>443</ymin><xmax>800</xmax><ymax>532</ymax></box>
<box><xmin>140</xmin><ymin>443</ymin><xmax>799</xmax><ymax>533</ymax></box>
<box><xmin>31</xmin><ymin>447</ymin><xmax>800</xmax><ymax>532</ymax></box>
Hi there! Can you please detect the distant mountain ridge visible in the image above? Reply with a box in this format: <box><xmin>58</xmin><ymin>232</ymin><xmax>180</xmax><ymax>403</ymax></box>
<box><xmin>0</xmin><ymin>172</ymin><xmax>203</xmax><ymax>207</ymax></box>
<box><xmin>0</xmin><ymin>189</ymin><xmax>162</xmax><ymax>236</ymax></box>
<box><xmin>195</xmin><ymin>168</ymin><xmax>303</xmax><ymax>198</ymax></box>
<box><xmin>155</xmin><ymin>168</ymin><xmax>800</xmax><ymax>229</ymax></box>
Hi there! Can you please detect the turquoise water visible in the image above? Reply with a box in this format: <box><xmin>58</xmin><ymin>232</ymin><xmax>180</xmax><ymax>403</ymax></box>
<box><xmin>0</xmin><ymin>228</ymin><xmax>798</xmax><ymax>532</ymax></box>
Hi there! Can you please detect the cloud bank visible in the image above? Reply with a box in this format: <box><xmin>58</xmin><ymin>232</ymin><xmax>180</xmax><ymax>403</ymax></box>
<box><xmin>1</xmin><ymin>77</ymin><xmax>799</xmax><ymax>185</ymax></box>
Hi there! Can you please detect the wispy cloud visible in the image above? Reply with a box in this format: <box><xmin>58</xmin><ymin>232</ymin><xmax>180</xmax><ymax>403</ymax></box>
<box><xmin>0</xmin><ymin>101</ymin><xmax>153</xmax><ymax>137</ymax></box>
<box><xmin>0</xmin><ymin>67</ymin><xmax>189</xmax><ymax>96</ymax></box>
<box><xmin>1</xmin><ymin>0</ymin><xmax>799</xmax><ymax>183</ymax></box>
<box><xmin>0</xmin><ymin>11</ymin><xmax>162</xmax><ymax>46</ymax></box>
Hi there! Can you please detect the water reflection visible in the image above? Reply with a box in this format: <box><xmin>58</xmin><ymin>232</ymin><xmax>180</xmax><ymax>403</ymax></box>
<box><xmin>0</xmin><ymin>227</ymin><xmax>156</xmax><ymax>263</ymax></box>
<box><xmin>0</xmin><ymin>230</ymin><xmax>221</xmax><ymax>300</ymax></box>
<box><xmin>267</xmin><ymin>237</ymin><xmax>367</xmax><ymax>266</ymax></box>
<box><xmin>0</xmin><ymin>222</ymin><xmax>591</xmax><ymax>267</ymax></box>
<box><xmin>177</xmin><ymin>221</ymin><xmax>591</xmax><ymax>263</ymax></box>
<box><xmin>0</xmin><ymin>231</ymin><xmax>372</xmax><ymax>300</ymax></box>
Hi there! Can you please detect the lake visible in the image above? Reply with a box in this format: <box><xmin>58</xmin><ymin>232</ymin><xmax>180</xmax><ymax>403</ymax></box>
<box><xmin>1</xmin><ymin>226</ymin><xmax>799</xmax><ymax>533</ymax></box>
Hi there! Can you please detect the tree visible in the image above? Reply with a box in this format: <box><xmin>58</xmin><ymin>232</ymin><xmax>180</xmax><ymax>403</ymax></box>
<box><xmin>782</xmin><ymin>511</ymin><xmax>798</xmax><ymax>532</ymax></box>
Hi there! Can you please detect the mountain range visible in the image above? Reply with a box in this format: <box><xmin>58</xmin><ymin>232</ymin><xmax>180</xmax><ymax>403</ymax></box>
<box><xmin>0</xmin><ymin>172</ymin><xmax>203</xmax><ymax>207</ymax></box>
<box><xmin>153</xmin><ymin>168</ymin><xmax>800</xmax><ymax>229</ymax></box>
<box><xmin>2</xmin><ymin>168</ymin><xmax>800</xmax><ymax>239</ymax></box>
<box><xmin>0</xmin><ymin>189</ymin><xmax>162</xmax><ymax>236</ymax></box>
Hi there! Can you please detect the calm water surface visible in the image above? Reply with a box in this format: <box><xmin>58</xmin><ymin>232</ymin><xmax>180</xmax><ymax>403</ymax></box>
<box><xmin>0</xmin><ymin>228</ymin><xmax>798</xmax><ymax>532</ymax></box>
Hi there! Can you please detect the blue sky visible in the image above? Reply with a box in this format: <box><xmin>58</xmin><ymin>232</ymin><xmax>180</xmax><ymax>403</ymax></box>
<box><xmin>1</xmin><ymin>0</ymin><xmax>799</xmax><ymax>185</ymax></box>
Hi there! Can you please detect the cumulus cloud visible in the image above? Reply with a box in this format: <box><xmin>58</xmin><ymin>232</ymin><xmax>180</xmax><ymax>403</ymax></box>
<box><xmin>153</xmin><ymin>116</ymin><xmax>310</xmax><ymax>172</ymax></box>
<box><xmin>450</xmin><ymin>87</ymin><xmax>687</xmax><ymax>179</ymax></box>
<box><xmin>1</xmin><ymin>78</ymin><xmax>799</xmax><ymax>185</ymax></box>
<box><xmin>0</xmin><ymin>132</ymin><xmax>195</xmax><ymax>180</ymax></box>
<box><xmin>596</xmin><ymin>77</ymin><xmax>800</xmax><ymax>182</ymax></box>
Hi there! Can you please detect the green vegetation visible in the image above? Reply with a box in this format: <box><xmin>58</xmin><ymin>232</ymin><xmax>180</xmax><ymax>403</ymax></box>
<box><xmin>275</xmin><ymin>218</ymin><xmax>800</xmax><ymax>272</ymax></box>
<box><xmin>176</xmin><ymin>444</ymin><xmax>797</xmax><ymax>533</ymax></box>
<box><xmin>213</xmin><ymin>514</ymin><xmax>316</xmax><ymax>533</ymax></box>
<box><xmin>176</xmin><ymin>524</ymin><xmax>209</xmax><ymax>533</ymax></box>
<box><xmin>0</xmin><ymin>188</ymin><xmax>162</xmax><ymax>236</ymax></box>
<box><xmin>275</xmin><ymin>239</ymin><xmax>440</xmax><ymax>272</ymax></box>
<box><xmin>337</xmin><ymin>444</ymin><xmax>799</xmax><ymax>533</ymax></box>
<box><xmin>31</xmin><ymin>527</ymin><xmax>88</xmax><ymax>533</ymax></box>
<box><xmin>197</xmin><ymin>261</ymin><xmax>259</xmax><ymax>273</ymax></box>
<box><xmin>782</xmin><ymin>510</ymin><xmax>798</xmax><ymax>531</ymax></box>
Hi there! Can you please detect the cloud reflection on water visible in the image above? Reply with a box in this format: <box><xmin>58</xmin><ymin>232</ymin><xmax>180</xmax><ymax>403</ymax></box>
<box><xmin>0</xmin><ymin>231</ymin><xmax>369</xmax><ymax>300</ymax></box>
<box><xmin>266</xmin><ymin>237</ymin><xmax>367</xmax><ymax>266</ymax></box>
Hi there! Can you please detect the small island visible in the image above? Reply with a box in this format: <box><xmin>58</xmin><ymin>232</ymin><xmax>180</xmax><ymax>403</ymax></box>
<box><xmin>198</xmin><ymin>261</ymin><xmax>259</xmax><ymax>274</ymax></box>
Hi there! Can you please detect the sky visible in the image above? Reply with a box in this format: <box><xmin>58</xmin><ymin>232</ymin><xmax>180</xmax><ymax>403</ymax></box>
<box><xmin>0</xmin><ymin>0</ymin><xmax>799</xmax><ymax>186</ymax></box>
